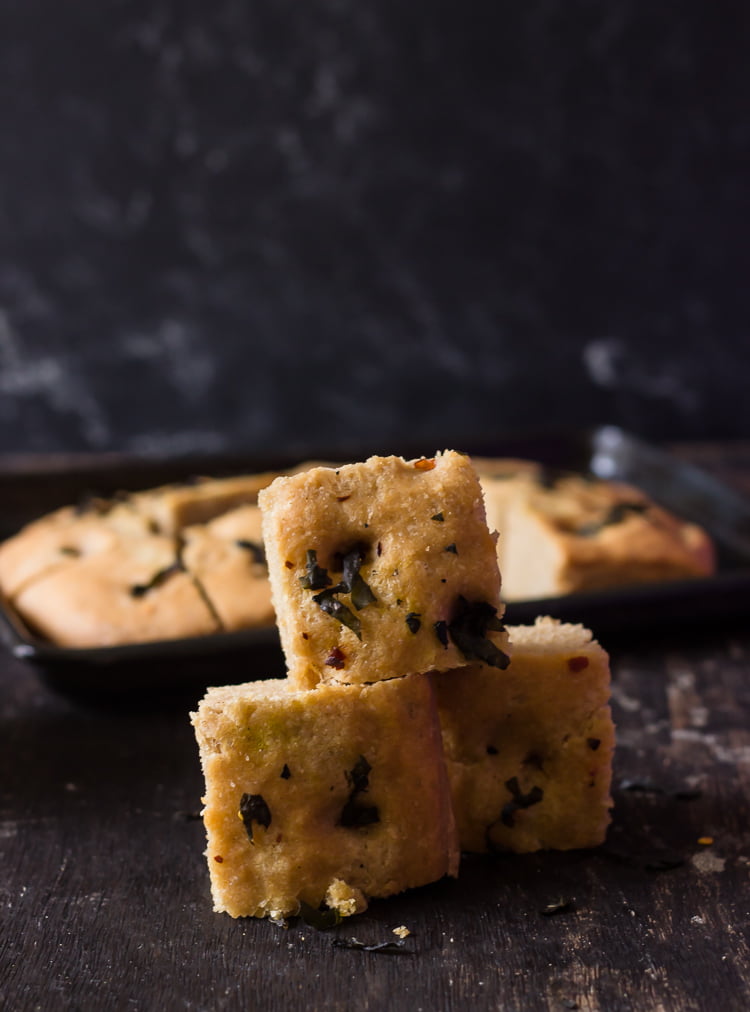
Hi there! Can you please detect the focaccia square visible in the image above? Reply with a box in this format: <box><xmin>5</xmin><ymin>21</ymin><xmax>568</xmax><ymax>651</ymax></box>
<box><xmin>191</xmin><ymin>672</ymin><xmax>459</xmax><ymax>921</ymax></box>
<box><xmin>432</xmin><ymin>616</ymin><xmax>615</xmax><ymax>854</ymax></box>
<box><xmin>258</xmin><ymin>451</ymin><xmax>509</xmax><ymax>688</ymax></box>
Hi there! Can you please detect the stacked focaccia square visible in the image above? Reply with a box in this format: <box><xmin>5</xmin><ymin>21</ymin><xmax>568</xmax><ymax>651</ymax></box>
<box><xmin>191</xmin><ymin>451</ymin><xmax>615</xmax><ymax>923</ymax></box>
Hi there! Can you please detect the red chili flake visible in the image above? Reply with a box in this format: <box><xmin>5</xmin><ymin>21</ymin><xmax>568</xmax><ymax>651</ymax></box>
<box><xmin>302</xmin><ymin>632</ymin><xmax>309</xmax><ymax>640</ymax></box>
<box><xmin>214</xmin><ymin>855</ymin><xmax>224</xmax><ymax>863</ymax></box>
<box><xmin>568</xmin><ymin>656</ymin><xmax>589</xmax><ymax>672</ymax></box>
<box><xmin>337</xmin><ymin>494</ymin><xmax>351</xmax><ymax>502</ymax></box>
<box><xmin>376</xmin><ymin>541</ymin><xmax>383</xmax><ymax>556</ymax></box>
<box><xmin>285</xmin><ymin>560</ymin><xmax>294</xmax><ymax>569</ymax></box>
<box><xmin>414</xmin><ymin>458</ymin><xmax>436</xmax><ymax>471</ymax></box>
<box><xmin>325</xmin><ymin>647</ymin><xmax>346</xmax><ymax>669</ymax></box>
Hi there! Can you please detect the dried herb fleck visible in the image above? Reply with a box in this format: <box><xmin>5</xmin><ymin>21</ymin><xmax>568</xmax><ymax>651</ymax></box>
<box><xmin>238</xmin><ymin>793</ymin><xmax>272</xmax><ymax>843</ymax></box>
<box><xmin>447</xmin><ymin>597</ymin><xmax>510</xmax><ymax>669</ymax></box>
<box><xmin>332</xmin><ymin>937</ymin><xmax>408</xmax><ymax>953</ymax></box>
<box><xmin>576</xmin><ymin>501</ymin><xmax>649</xmax><ymax>537</ymax></box>
<box><xmin>444</xmin><ymin>543</ymin><xmax>458</xmax><ymax>554</ymax></box>
<box><xmin>300</xmin><ymin>550</ymin><xmax>332</xmax><ymax>590</ymax></box>
<box><xmin>434</xmin><ymin>620</ymin><xmax>449</xmax><ymax>647</ymax></box>
<box><xmin>350</xmin><ymin>576</ymin><xmax>376</xmax><ymax>611</ymax></box>
<box><xmin>236</xmin><ymin>539</ymin><xmax>266</xmax><ymax>565</ymax></box>
<box><xmin>304</xmin><ymin>543</ymin><xmax>377</xmax><ymax>637</ymax></box>
<box><xmin>280</xmin><ymin>764</ymin><xmax>291</xmax><ymax>779</ymax></box>
<box><xmin>313</xmin><ymin>590</ymin><xmax>362</xmax><ymax>639</ymax></box>
<box><xmin>405</xmin><ymin>612</ymin><xmax>421</xmax><ymax>634</ymax></box>
<box><xmin>336</xmin><ymin>543</ymin><xmax>376</xmax><ymax>609</ymax></box>
<box><xmin>339</xmin><ymin>755</ymin><xmax>380</xmax><ymax>828</ymax></box>
<box><xmin>130</xmin><ymin>560</ymin><xmax>183</xmax><ymax>598</ymax></box>
<box><xmin>500</xmin><ymin>776</ymin><xmax>544</xmax><ymax>827</ymax></box>
<box><xmin>431</xmin><ymin>512</ymin><xmax>444</xmax><ymax>522</ymax></box>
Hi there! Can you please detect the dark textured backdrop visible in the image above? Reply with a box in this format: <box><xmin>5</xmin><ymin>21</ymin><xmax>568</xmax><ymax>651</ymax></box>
<box><xmin>0</xmin><ymin>2</ymin><xmax>748</xmax><ymax>457</ymax></box>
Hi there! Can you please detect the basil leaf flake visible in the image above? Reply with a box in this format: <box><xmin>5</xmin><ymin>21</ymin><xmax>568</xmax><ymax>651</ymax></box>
<box><xmin>300</xmin><ymin>549</ymin><xmax>332</xmax><ymax>590</ymax></box>
<box><xmin>238</xmin><ymin>793</ymin><xmax>272</xmax><ymax>843</ymax></box>
<box><xmin>313</xmin><ymin>590</ymin><xmax>362</xmax><ymax>639</ymax></box>
<box><xmin>447</xmin><ymin>597</ymin><xmax>510</xmax><ymax>669</ymax></box>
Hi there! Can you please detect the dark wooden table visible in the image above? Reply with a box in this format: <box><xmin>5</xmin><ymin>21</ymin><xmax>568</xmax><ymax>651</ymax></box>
<box><xmin>2</xmin><ymin>444</ymin><xmax>750</xmax><ymax>1012</ymax></box>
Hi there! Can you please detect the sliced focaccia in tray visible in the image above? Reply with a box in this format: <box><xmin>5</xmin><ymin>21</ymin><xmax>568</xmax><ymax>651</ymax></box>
<box><xmin>475</xmin><ymin>458</ymin><xmax>715</xmax><ymax>601</ymax></box>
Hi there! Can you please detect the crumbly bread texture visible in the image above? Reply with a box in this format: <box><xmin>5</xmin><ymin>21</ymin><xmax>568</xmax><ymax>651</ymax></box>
<box><xmin>432</xmin><ymin>616</ymin><xmax>615</xmax><ymax>854</ymax></box>
<box><xmin>191</xmin><ymin>673</ymin><xmax>459</xmax><ymax>921</ymax></box>
<box><xmin>474</xmin><ymin>459</ymin><xmax>715</xmax><ymax>601</ymax></box>
<box><xmin>258</xmin><ymin>451</ymin><xmax>509</xmax><ymax>688</ymax></box>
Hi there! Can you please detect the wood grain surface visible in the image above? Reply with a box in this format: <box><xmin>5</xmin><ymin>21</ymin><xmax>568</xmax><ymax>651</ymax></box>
<box><xmin>1</xmin><ymin>445</ymin><xmax>749</xmax><ymax>1012</ymax></box>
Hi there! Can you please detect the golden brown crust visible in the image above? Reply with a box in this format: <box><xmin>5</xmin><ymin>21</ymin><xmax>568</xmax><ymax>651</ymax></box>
<box><xmin>130</xmin><ymin>471</ymin><xmax>282</xmax><ymax>535</ymax></box>
<box><xmin>475</xmin><ymin>459</ymin><xmax>716</xmax><ymax>600</ymax></box>
<box><xmin>14</xmin><ymin>535</ymin><xmax>220</xmax><ymax>647</ymax></box>
<box><xmin>182</xmin><ymin>506</ymin><xmax>274</xmax><ymax>632</ymax></box>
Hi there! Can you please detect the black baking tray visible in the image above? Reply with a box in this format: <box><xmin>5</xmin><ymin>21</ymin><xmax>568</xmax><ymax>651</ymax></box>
<box><xmin>1</xmin><ymin>426</ymin><xmax>749</xmax><ymax>701</ymax></box>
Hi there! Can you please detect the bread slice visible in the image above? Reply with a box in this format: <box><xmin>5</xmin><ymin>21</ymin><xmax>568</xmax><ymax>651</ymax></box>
<box><xmin>432</xmin><ymin>616</ymin><xmax>615</xmax><ymax>853</ymax></box>
<box><xmin>130</xmin><ymin>472</ymin><xmax>281</xmax><ymax>535</ymax></box>
<box><xmin>475</xmin><ymin>459</ymin><xmax>715</xmax><ymax>601</ymax></box>
<box><xmin>191</xmin><ymin>673</ymin><xmax>459</xmax><ymax>921</ymax></box>
<box><xmin>258</xmin><ymin>451</ymin><xmax>509</xmax><ymax>688</ymax></box>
